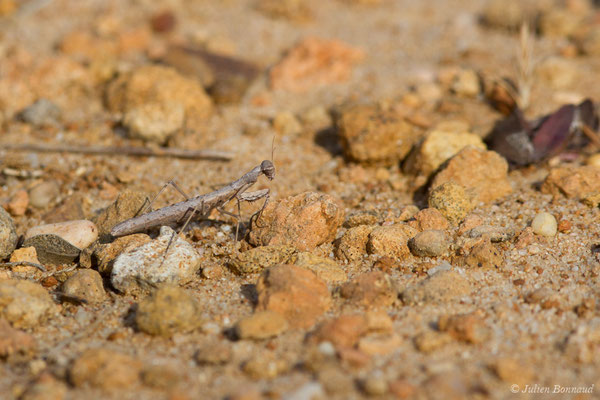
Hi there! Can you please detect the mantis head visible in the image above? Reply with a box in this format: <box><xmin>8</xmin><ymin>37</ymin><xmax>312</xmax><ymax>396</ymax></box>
<box><xmin>260</xmin><ymin>160</ymin><xmax>275</xmax><ymax>180</ymax></box>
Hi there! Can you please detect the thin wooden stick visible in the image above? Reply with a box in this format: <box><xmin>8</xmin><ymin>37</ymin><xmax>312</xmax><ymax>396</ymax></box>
<box><xmin>0</xmin><ymin>261</ymin><xmax>47</xmax><ymax>272</ymax></box>
<box><xmin>0</xmin><ymin>143</ymin><xmax>233</xmax><ymax>161</ymax></box>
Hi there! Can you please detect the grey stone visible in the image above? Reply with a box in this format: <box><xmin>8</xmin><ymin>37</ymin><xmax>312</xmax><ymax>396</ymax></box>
<box><xmin>111</xmin><ymin>226</ymin><xmax>201</xmax><ymax>294</ymax></box>
<box><xmin>18</xmin><ymin>99</ymin><xmax>61</xmax><ymax>126</ymax></box>
<box><xmin>0</xmin><ymin>207</ymin><xmax>18</xmax><ymax>259</ymax></box>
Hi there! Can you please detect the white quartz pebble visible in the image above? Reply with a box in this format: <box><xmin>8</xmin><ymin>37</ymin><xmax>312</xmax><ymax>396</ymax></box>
<box><xmin>111</xmin><ymin>226</ymin><xmax>201</xmax><ymax>294</ymax></box>
<box><xmin>24</xmin><ymin>220</ymin><xmax>98</xmax><ymax>249</ymax></box>
<box><xmin>531</xmin><ymin>212</ymin><xmax>557</xmax><ymax>237</ymax></box>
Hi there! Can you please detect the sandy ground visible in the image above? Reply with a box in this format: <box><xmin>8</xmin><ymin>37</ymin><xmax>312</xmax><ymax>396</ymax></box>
<box><xmin>1</xmin><ymin>0</ymin><xmax>600</xmax><ymax>399</ymax></box>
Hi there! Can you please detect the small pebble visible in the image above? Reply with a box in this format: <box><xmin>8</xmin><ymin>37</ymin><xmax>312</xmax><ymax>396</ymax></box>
<box><xmin>463</xmin><ymin>239</ymin><xmax>504</xmax><ymax>269</ymax></box>
<box><xmin>337</xmin><ymin>346</ymin><xmax>370</xmax><ymax>368</ymax></box>
<box><xmin>111</xmin><ymin>226</ymin><xmax>201</xmax><ymax>295</ymax></box>
<box><xmin>300</xmin><ymin>105</ymin><xmax>332</xmax><ymax>130</ymax></box>
<box><xmin>308</xmin><ymin>314</ymin><xmax>368</xmax><ymax>349</ymax></box>
<box><xmin>539</xmin><ymin>8</ymin><xmax>582</xmax><ymax>38</ymax></box>
<box><xmin>43</xmin><ymin>193</ymin><xmax>86</xmax><ymax>223</ymax></box>
<box><xmin>541</xmin><ymin>165</ymin><xmax>600</xmax><ymax>200</ymax></box>
<box><xmin>582</xmin><ymin>192</ymin><xmax>600</xmax><ymax>208</ymax></box>
<box><xmin>531</xmin><ymin>212</ymin><xmax>557</xmax><ymax>237</ymax></box>
<box><xmin>357</xmin><ymin>333</ymin><xmax>402</xmax><ymax>356</ymax></box>
<box><xmin>226</xmin><ymin>385</ymin><xmax>263</xmax><ymax>400</ymax></box>
<box><xmin>578</xmin><ymin>26</ymin><xmax>600</xmax><ymax>56</ymax></box>
<box><xmin>8</xmin><ymin>246</ymin><xmax>39</xmax><ymax>264</ymax></box>
<box><xmin>256</xmin><ymin>264</ymin><xmax>331</xmax><ymax>329</ymax></box>
<box><xmin>458</xmin><ymin>214</ymin><xmax>483</xmax><ymax>234</ymax></box>
<box><xmin>141</xmin><ymin>364</ymin><xmax>181</xmax><ymax>390</ymax></box>
<box><xmin>408</xmin><ymin>208</ymin><xmax>450</xmax><ymax>231</ymax></box>
<box><xmin>69</xmin><ymin>348</ymin><xmax>142</xmax><ymax>389</ymax></box>
<box><xmin>61</xmin><ymin>269</ymin><xmax>106</xmax><ymax>304</ymax></box>
<box><xmin>18</xmin><ymin>98</ymin><xmax>61</xmax><ymax>126</ymax></box>
<box><xmin>557</xmin><ymin>219</ymin><xmax>572</xmax><ymax>233</ymax></box>
<box><xmin>40</xmin><ymin>276</ymin><xmax>59</xmax><ymax>288</ymax></box>
<box><xmin>372</xmin><ymin>255</ymin><xmax>396</xmax><ymax>272</ymax></box>
<box><xmin>242</xmin><ymin>352</ymin><xmax>289</xmax><ymax>379</ymax></box>
<box><xmin>451</xmin><ymin>69</ymin><xmax>480</xmax><ymax>97</ymax></box>
<box><xmin>228</xmin><ymin>245</ymin><xmax>296</xmax><ymax>275</ymax></box>
<box><xmin>21</xmin><ymin>234</ymin><xmax>81</xmax><ymax>265</ymax></box>
<box><xmin>318</xmin><ymin>341</ymin><xmax>336</xmax><ymax>357</ymax></box>
<box><xmin>398</xmin><ymin>205</ymin><xmax>419</xmax><ymax>221</ymax></box>
<box><xmin>21</xmin><ymin>373</ymin><xmax>67</xmax><ymax>400</ymax></box>
<box><xmin>272</xmin><ymin>111</ymin><xmax>302</xmax><ymax>136</ymax></box>
<box><xmin>285</xmin><ymin>382</ymin><xmax>324</xmax><ymax>400</ymax></box>
<box><xmin>201</xmin><ymin>264</ymin><xmax>224</xmax><ymax>279</ymax></box>
<box><xmin>123</xmin><ymin>101</ymin><xmax>185</xmax><ymax>144</ymax></box>
<box><xmin>428</xmin><ymin>182</ymin><xmax>473</xmax><ymax>225</ymax></box>
<box><xmin>106</xmin><ymin>65</ymin><xmax>213</xmax><ymax>143</ymax></box>
<box><xmin>9</xmin><ymin>247</ymin><xmax>42</xmax><ymax>277</ymax></box>
<box><xmin>491</xmin><ymin>358</ymin><xmax>534</xmax><ymax>388</ymax></box>
<box><xmin>28</xmin><ymin>181</ymin><xmax>60</xmax><ymax>209</ymax></box>
<box><xmin>23</xmin><ymin>220</ymin><xmax>98</xmax><ymax>264</ymax></box>
<box><xmin>0</xmin><ymin>319</ymin><xmax>36</xmax><ymax>359</ymax></box>
<box><xmin>0</xmin><ymin>279</ymin><xmax>55</xmax><ymax>329</ymax></box>
<box><xmin>201</xmin><ymin>321</ymin><xmax>221</xmax><ymax>335</ymax></box>
<box><xmin>415</xmin><ymin>81</ymin><xmax>442</xmax><ymax>103</ymax></box>
<box><xmin>135</xmin><ymin>285</ymin><xmax>202</xmax><ymax>337</ymax></box>
<box><xmin>427</xmin><ymin>261</ymin><xmax>452</xmax><ymax>276</ymax></box>
<box><xmin>335</xmin><ymin>225</ymin><xmax>374</xmax><ymax>262</ymax></box>
<box><xmin>365</xmin><ymin>310</ymin><xmax>394</xmax><ymax>332</ymax></box>
<box><xmin>481</xmin><ymin>0</ymin><xmax>530</xmax><ymax>30</ymax></box>
<box><xmin>150</xmin><ymin>10</ymin><xmax>176</xmax><ymax>33</ymax></box>
<box><xmin>340</xmin><ymin>271</ymin><xmax>396</xmax><ymax>308</ymax></box>
<box><xmin>289</xmin><ymin>251</ymin><xmax>347</xmax><ymax>283</ymax></box>
<box><xmin>430</xmin><ymin>147</ymin><xmax>512</xmax><ymax>204</ymax></box>
<box><xmin>317</xmin><ymin>365</ymin><xmax>355</xmax><ymax>395</ymax></box>
<box><xmin>82</xmin><ymin>233</ymin><xmax>151</xmax><ymax>275</ymax></box>
<box><xmin>0</xmin><ymin>206</ymin><xmax>18</xmax><ymax>259</ymax></box>
<box><xmin>536</xmin><ymin>57</ymin><xmax>577</xmax><ymax>90</ymax></box>
<box><xmin>248</xmin><ymin>192</ymin><xmax>345</xmax><ymax>251</ymax></box>
<box><xmin>438</xmin><ymin>312</ymin><xmax>489</xmax><ymax>344</ymax></box>
<box><xmin>205</xmin><ymin>61</ymin><xmax>260</xmax><ymax>105</ymax></box>
<box><xmin>402</xmin><ymin>270</ymin><xmax>470</xmax><ymax>305</ymax></box>
<box><xmin>408</xmin><ymin>230</ymin><xmax>450</xmax><ymax>257</ymax></box>
<box><xmin>465</xmin><ymin>225</ymin><xmax>514</xmax><ymax>242</ymax></box>
<box><xmin>195</xmin><ymin>339</ymin><xmax>232</xmax><ymax>365</ymax></box>
<box><xmin>25</xmin><ymin>220</ymin><xmax>98</xmax><ymax>250</ymax></box>
<box><xmin>7</xmin><ymin>189</ymin><xmax>28</xmax><ymax>216</ymax></box>
<box><xmin>256</xmin><ymin>0</ymin><xmax>313</xmax><ymax>23</ymax></box>
<box><xmin>367</xmin><ymin>224</ymin><xmax>417</xmax><ymax>259</ymax></box>
<box><xmin>422</xmin><ymin>373</ymin><xmax>469</xmax><ymax>399</ymax></box>
<box><xmin>362</xmin><ymin>373</ymin><xmax>388</xmax><ymax>396</ymax></box>
<box><xmin>525</xmin><ymin>287</ymin><xmax>559</xmax><ymax>308</ymax></box>
<box><xmin>336</xmin><ymin>103</ymin><xmax>419</xmax><ymax>164</ymax></box>
<box><xmin>234</xmin><ymin>310</ymin><xmax>288</xmax><ymax>340</ymax></box>
<box><xmin>515</xmin><ymin>227</ymin><xmax>534</xmax><ymax>249</ymax></box>
<box><xmin>404</xmin><ymin>125</ymin><xmax>485</xmax><ymax>177</ymax></box>
<box><xmin>388</xmin><ymin>380</ymin><xmax>417</xmax><ymax>399</ymax></box>
<box><xmin>414</xmin><ymin>330</ymin><xmax>452</xmax><ymax>353</ymax></box>
<box><xmin>270</xmin><ymin>36</ymin><xmax>364</xmax><ymax>92</ymax></box>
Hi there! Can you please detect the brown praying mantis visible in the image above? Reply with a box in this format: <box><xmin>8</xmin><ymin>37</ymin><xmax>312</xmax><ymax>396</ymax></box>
<box><xmin>110</xmin><ymin>160</ymin><xmax>275</xmax><ymax>238</ymax></box>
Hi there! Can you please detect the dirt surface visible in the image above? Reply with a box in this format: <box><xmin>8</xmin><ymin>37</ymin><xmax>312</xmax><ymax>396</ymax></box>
<box><xmin>1</xmin><ymin>0</ymin><xmax>600</xmax><ymax>399</ymax></box>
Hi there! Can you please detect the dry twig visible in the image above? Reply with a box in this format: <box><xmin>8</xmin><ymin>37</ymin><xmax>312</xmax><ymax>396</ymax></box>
<box><xmin>0</xmin><ymin>143</ymin><xmax>233</xmax><ymax>161</ymax></box>
<box><xmin>0</xmin><ymin>261</ymin><xmax>47</xmax><ymax>272</ymax></box>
